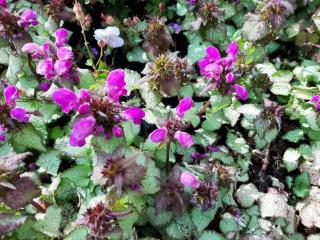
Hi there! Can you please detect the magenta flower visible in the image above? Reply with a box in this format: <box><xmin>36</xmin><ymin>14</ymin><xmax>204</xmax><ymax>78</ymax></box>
<box><xmin>54</xmin><ymin>60</ymin><xmax>72</xmax><ymax>75</ymax></box>
<box><xmin>38</xmin><ymin>82</ymin><xmax>51</xmax><ymax>92</ymax></box>
<box><xmin>36</xmin><ymin>59</ymin><xmax>55</xmax><ymax>79</ymax></box>
<box><xmin>0</xmin><ymin>124</ymin><xmax>6</xmax><ymax>142</ymax></box>
<box><xmin>311</xmin><ymin>95</ymin><xmax>320</xmax><ymax>110</ymax></box>
<box><xmin>149</xmin><ymin>97</ymin><xmax>193</xmax><ymax>148</ymax></box>
<box><xmin>4</xmin><ymin>85</ymin><xmax>19</xmax><ymax>106</ymax></box>
<box><xmin>105</xmin><ymin>69</ymin><xmax>127</xmax><ymax>102</ymax></box>
<box><xmin>57</xmin><ymin>47</ymin><xmax>73</xmax><ymax>60</ymax></box>
<box><xmin>52</xmin><ymin>88</ymin><xmax>79</xmax><ymax>113</ymax></box>
<box><xmin>174</xmin><ymin>131</ymin><xmax>193</xmax><ymax>148</ymax></box>
<box><xmin>70</xmin><ymin>116</ymin><xmax>96</xmax><ymax>147</ymax></box>
<box><xmin>234</xmin><ymin>84</ymin><xmax>248</xmax><ymax>101</ymax></box>
<box><xmin>176</xmin><ymin>97</ymin><xmax>193</xmax><ymax>118</ymax></box>
<box><xmin>0</xmin><ymin>0</ymin><xmax>7</xmax><ymax>9</ymax></box>
<box><xmin>180</xmin><ymin>172</ymin><xmax>200</xmax><ymax>189</ymax></box>
<box><xmin>10</xmin><ymin>108</ymin><xmax>29</xmax><ymax>123</ymax></box>
<box><xmin>198</xmin><ymin>41</ymin><xmax>248</xmax><ymax>101</ymax></box>
<box><xmin>18</xmin><ymin>10</ymin><xmax>38</xmax><ymax>29</ymax></box>
<box><xmin>55</xmin><ymin>28</ymin><xmax>69</xmax><ymax>47</ymax></box>
<box><xmin>52</xmin><ymin>70</ymin><xmax>145</xmax><ymax>147</ymax></box>
<box><xmin>1</xmin><ymin>85</ymin><xmax>30</xmax><ymax>141</ymax></box>
<box><xmin>112</xmin><ymin>125</ymin><xmax>124</xmax><ymax>137</ymax></box>
<box><xmin>150</xmin><ymin>128</ymin><xmax>168</xmax><ymax>143</ymax></box>
<box><xmin>122</xmin><ymin>107</ymin><xmax>145</xmax><ymax>124</ymax></box>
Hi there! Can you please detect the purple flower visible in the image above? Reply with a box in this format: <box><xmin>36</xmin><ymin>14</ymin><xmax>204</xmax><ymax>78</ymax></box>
<box><xmin>52</xmin><ymin>88</ymin><xmax>80</xmax><ymax>113</ymax></box>
<box><xmin>38</xmin><ymin>82</ymin><xmax>51</xmax><ymax>92</ymax></box>
<box><xmin>112</xmin><ymin>125</ymin><xmax>123</xmax><ymax>137</ymax></box>
<box><xmin>18</xmin><ymin>10</ymin><xmax>38</xmax><ymax>29</ymax></box>
<box><xmin>176</xmin><ymin>97</ymin><xmax>193</xmax><ymax>118</ymax></box>
<box><xmin>122</xmin><ymin>107</ymin><xmax>145</xmax><ymax>124</ymax></box>
<box><xmin>206</xmin><ymin>46</ymin><xmax>221</xmax><ymax>61</ymax></box>
<box><xmin>226</xmin><ymin>41</ymin><xmax>238</xmax><ymax>58</ymax></box>
<box><xmin>10</xmin><ymin>108</ymin><xmax>29</xmax><ymax>123</ymax></box>
<box><xmin>105</xmin><ymin>69</ymin><xmax>127</xmax><ymax>102</ymax></box>
<box><xmin>57</xmin><ymin>47</ymin><xmax>73</xmax><ymax>60</ymax></box>
<box><xmin>70</xmin><ymin>116</ymin><xmax>96</xmax><ymax>147</ymax></box>
<box><xmin>170</xmin><ymin>23</ymin><xmax>182</xmax><ymax>34</ymax></box>
<box><xmin>150</xmin><ymin>128</ymin><xmax>168</xmax><ymax>143</ymax></box>
<box><xmin>0</xmin><ymin>0</ymin><xmax>7</xmax><ymax>9</ymax></box>
<box><xmin>234</xmin><ymin>84</ymin><xmax>248</xmax><ymax>101</ymax></box>
<box><xmin>4</xmin><ymin>85</ymin><xmax>19</xmax><ymax>106</ymax></box>
<box><xmin>54</xmin><ymin>60</ymin><xmax>72</xmax><ymax>75</ymax></box>
<box><xmin>226</xmin><ymin>72</ymin><xmax>234</xmax><ymax>83</ymax></box>
<box><xmin>55</xmin><ymin>28</ymin><xmax>69</xmax><ymax>47</ymax></box>
<box><xmin>311</xmin><ymin>95</ymin><xmax>320</xmax><ymax>110</ymax></box>
<box><xmin>36</xmin><ymin>59</ymin><xmax>55</xmax><ymax>79</ymax></box>
<box><xmin>0</xmin><ymin>124</ymin><xmax>6</xmax><ymax>142</ymax></box>
<box><xmin>180</xmin><ymin>172</ymin><xmax>200</xmax><ymax>189</ymax></box>
<box><xmin>174</xmin><ymin>131</ymin><xmax>193</xmax><ymax>148</ymax></box>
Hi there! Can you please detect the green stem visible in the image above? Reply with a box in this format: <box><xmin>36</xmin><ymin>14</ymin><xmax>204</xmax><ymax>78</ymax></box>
<box><xmin>165</xmin><ymin>141</ymin><xmax>171</xmax><ymax>176</ymax></box>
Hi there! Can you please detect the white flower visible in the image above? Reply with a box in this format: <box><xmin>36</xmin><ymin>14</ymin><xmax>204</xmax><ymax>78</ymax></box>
<box><xmin>93</xmin><ymin>26</ymin><xmax>124</xmax><ymax>48</ymax></box>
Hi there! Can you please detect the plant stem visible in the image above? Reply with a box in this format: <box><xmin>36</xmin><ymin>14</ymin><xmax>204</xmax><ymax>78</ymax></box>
<box><xmin>198</xmin><ymin>100</ymin><xmax>211</xmax><ymax>117</ymax></box>
<box><xmin>79</xmin><ymin>23</ymin><xmax>97</xmax><ymax>75</ymax></box>
<box><xmin>165</xmin><ymin>141</ymin><xmax>171</xmax><ymax>176</ymax></box>
<box><xmin>95</xmin><ymin>46</ymin><xmax>104</xmax><ymax>69</ymax></box>
<box><xmin>31</xmin><ymin>200</ymin><xmax>46</xmax><ymax>213</ymax></box>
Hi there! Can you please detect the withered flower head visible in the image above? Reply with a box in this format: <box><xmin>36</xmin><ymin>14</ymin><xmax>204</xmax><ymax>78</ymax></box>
<box><xmin>155</xmin><ymin>166</ymin><xmax>191</xmax><ymax>215</ymax></box>
<box><xmin>260</xmin><ymin>0</ymin><xmax>294</xmax><ymax>28</ymax></box>
<box><xmin>91</xmin><ymin>148</ymin><xmax>147</xmax><ymax>196</ymax></box>
<box><xmin>261</xmin><ymin>99</ymin><xmax>284</xmax><ymax>130</ymax></box>
<box><xmin>142</xmin><ymin>52</ymin><xmax>193</xmax><ymax>96</ymax></box>
<box><xmin>143</xmin><ymin>17</ymin><xmax>173</xmax><ymax>57</ymax></box>
<box><xmin>191</xmin><ymin>179</ymin><xmax>218</xmax><ymax>211</ymax></box>
<box><xmin>78</xmin><ymin>202</ymin><xmax>129</xmax><ymax>239</ymax></box>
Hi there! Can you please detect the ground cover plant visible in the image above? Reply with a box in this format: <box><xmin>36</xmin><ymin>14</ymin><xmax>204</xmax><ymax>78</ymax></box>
<box><xmin>1</xmin><ymin>0</ymin><xmax>320</xmax><ymax>239</ymax></box>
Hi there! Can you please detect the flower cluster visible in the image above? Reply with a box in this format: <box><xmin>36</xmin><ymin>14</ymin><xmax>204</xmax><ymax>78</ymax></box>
<box><xmin>149</xmin><ymin>97</ymin><xmax>194</xmax><ymax>148</ymax></box>
<box><xmin>77</xmin><ymin>202</ymin><xmax>129</xmax><ymax>238</ymax></box>
<box><xmin>198</xmin><ymin>41</ymin><xmax>248</xmax><ymax>101</ymax></box>
<box><xmin>0</xmin><ymin>1</ymin><xmax>38</xmax><ymax>39</ymax></box>
<box><xmin>0</xmin><ymin>85</ymin><xmax>30</xmax><ymax>142</ymax></box>
<box><xmin>91</xmin><ymin>148</ymin><xmax>146</xmax><ymax>196</ymax></box>
<box><xmin>22</xmin><ymin>28</ymin><xmax>78</xmax><ymax>88</ymax></box>
<box><xmin>53</xmin><ymin>69</ymin><xmax>145</xmax><ymax>147</ymax></box>
<box><xmin>311</xmin><ymin>95</ymin><xmax>320</xmax><ymax>110</ymax></box>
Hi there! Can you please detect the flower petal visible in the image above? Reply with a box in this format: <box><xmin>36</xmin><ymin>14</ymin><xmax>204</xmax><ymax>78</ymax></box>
<box><xmin>176</xmin><ymin>97</ymin><xmax>193</xmax><ymax>118</ymax></box>
<box><xmin>174</xmin><ymin>131</ymin><xmax>193</xmax><ymax>148</ymax></box>
<box><xmin>52</xmin><ymin>88</ymin><xmax>79</xmax><ymax>113</ymax></box>
<box><xmin>150</xmin><ymin>128</ymin><xmax>168</xmax><ymax>143</ymax></box>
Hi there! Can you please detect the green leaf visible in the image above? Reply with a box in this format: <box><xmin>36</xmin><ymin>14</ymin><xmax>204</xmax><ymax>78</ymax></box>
<box><xmin>33</xmin><ymin>206</ymin><xmax>62</xmax><ymax>238</ymax></box>
<box><xmin>65</xmin><ymin>227</ymin><xmax>89</xmax><ymax>240</ymax></box>
<box><xmin>126</xmin><ymin>47</ymin><xmax>148</xmax><ymax>63</ymax></box>
<box><xmin>11</xmin><ymin>125</ymin><xmax>46</xmax><ymax>152</ymax></box>
<box><xmin>36</xmin><ymin>151</ymin><xmax>61</xmax><ymax>176</ymax></box>
<box><xmin>283</xmin><ymin>148</ymin><xmax>300</xmax><ymax>172</ymax></box>
<box><xmin>200</xmin><ymin>231</ymin><xmax>224</xmax><ymax>240</ymax></box>
<box><xmin>122</xmin><ymin>121</ymin><xmax>140</xmax><ymax>145</ymax></box>
<box><xmin>78</xmin><ymin>68</ymin><xmax>95</xmax><ymax>89</ymax></box>
<box><xmin>282</xmin><ymin>129</ymin><xmax>304</xmax><ymax>143</ymax></box>
<box><xmin>176</xmin><ymin>0</ymin><xmax>187</xmax><ymax>16</ymax></box>
<box><xmin>219</xmin><ymin>213</ymin><xmax>238</xmax><ymax>235</ymax></box>
<box><xmin>293</xmin><ymin>172</ymin><xmax>310</xmax><ymax>198</ymax></box>
<box><xmin>165</xmin><ymin>213</ymin><xmax>194</xmax><ymax>240</ymax></box>
<box><xmin>146</xmin><ymin>207</ymin><xmax>172</xmax><ymax>227</ymax></box>
<box><xmin>226</xmin><ymin>132</ymin><xmax>249</xmax><ymax>154</ymax></box>
<box><xmin>62</xmin><ymin>165</ymin><xmax>92</xmax><ymax>187</ymax></box>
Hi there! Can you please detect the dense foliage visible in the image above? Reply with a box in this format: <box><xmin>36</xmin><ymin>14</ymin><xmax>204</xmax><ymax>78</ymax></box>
<box><xmin>1</xmin><ymin>0</ymin><xmax>320</xmax><ymax>239</ymax></box>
